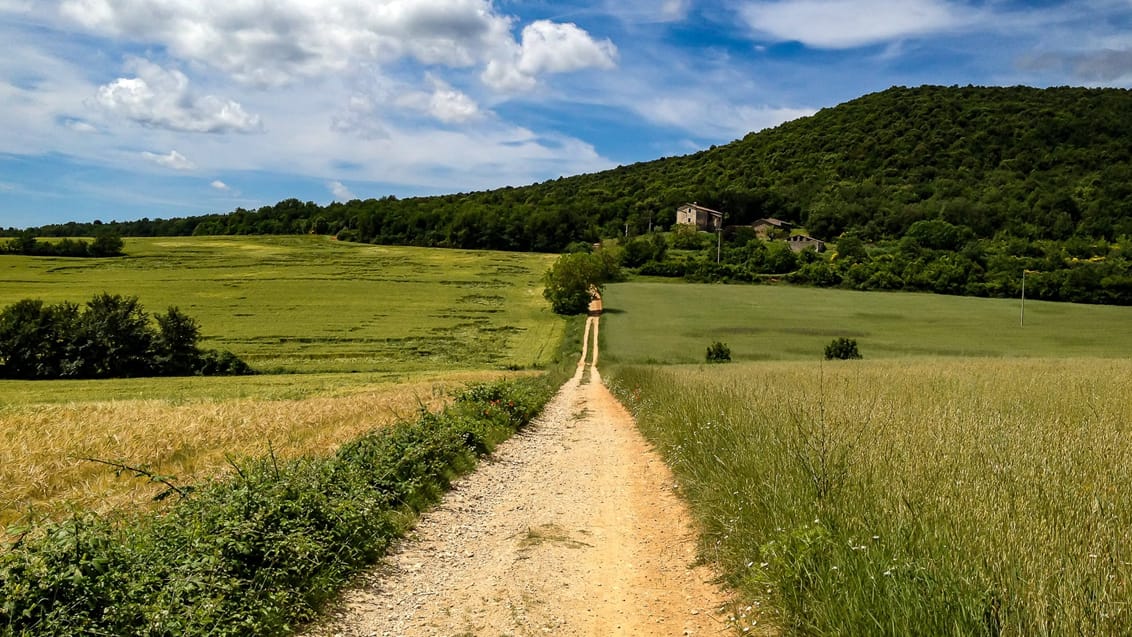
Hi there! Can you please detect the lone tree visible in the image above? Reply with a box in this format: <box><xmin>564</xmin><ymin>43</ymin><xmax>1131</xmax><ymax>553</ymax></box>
<box><xmin>542</xmin><ymin>251</ymin><xmax>620</xmax><ymax>315</ymax></box>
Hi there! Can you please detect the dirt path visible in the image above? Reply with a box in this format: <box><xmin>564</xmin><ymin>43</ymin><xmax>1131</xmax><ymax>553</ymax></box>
<box><xmin>305</xmin><ymin>316</ymin><xmax>733</xmax><ymax>636</ymax></box>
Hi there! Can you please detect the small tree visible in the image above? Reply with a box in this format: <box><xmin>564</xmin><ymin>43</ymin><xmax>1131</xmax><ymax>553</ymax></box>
<box><xmin>706</xmin><ymin>341</ymin><xmax>731</xmax><ymax>363</ymax></box>
<box><xmin>152</xmin><ymin>307</ymin><xmax>202</xmax><ymax>375</ymax></box>
<box><xmin>76</xmin><ymin>293</ymin><xmax>154</xmax><ymax>377</ymax></box>
<box><xmin>542</xmin><ymin>251</ymin><xmax>620</xmax><ymax>315</ymax></box>
<box><xmin>824</xmin><ymin>337</ymin><xmax>862</xmax><ymax>360</ymax></box>
<box><xmin>89</xmin><ymin>231</ymin><xmax>124</xmax><ymax>257</ymax></box>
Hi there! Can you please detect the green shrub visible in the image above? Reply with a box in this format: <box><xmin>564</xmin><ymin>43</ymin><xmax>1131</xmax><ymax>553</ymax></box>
<box><xmin>706</xmin><ymin>341</ymin><xmax>731</xmax><ymax>363</ymax></box>
<box><xmin>824</xmin><ymin>337</ymin><xmax>862</xmax><ymax>360</ymax></box>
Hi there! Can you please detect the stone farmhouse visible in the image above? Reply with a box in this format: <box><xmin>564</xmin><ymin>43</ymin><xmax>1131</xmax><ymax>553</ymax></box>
<box><xmin>675</xmin><ymin>203</ymin><xmax>724</xmax><ymax>232</ymax></box>
<box><xmin>752</xmin><ymin>218</ymin><xmax>793</xmax><ymax>238</ymax></box>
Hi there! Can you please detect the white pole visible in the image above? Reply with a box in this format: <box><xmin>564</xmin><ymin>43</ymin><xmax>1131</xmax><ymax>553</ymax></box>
<box><xmin>1020</xmin><ymin>270</ymin><xmax>1026</xmax><ymax>328</ymax></box>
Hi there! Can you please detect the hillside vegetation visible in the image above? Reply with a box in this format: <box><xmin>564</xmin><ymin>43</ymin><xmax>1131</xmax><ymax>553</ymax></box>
<box><xmin>16</xmin><ymin>85</ymin><xmax>1132</xmax><ymax>248</ymax></box>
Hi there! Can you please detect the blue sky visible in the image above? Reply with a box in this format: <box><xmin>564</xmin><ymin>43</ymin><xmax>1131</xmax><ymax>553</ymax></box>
<box><xmin>2</xmin><ymin>0</ymin><xmax>1131</xmax><ymax>229</ymax></box>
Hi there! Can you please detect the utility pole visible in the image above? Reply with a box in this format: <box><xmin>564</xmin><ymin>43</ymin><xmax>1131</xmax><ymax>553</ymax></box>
<box><xmin>1020</xmin><ymin>269</ymin><xmax>1026</xmax><ymax>327</ymax></box>
<box><xmin>715</xmin><ymin>212</ymin><xmax>723</xmax><ymax>264</ymax></box>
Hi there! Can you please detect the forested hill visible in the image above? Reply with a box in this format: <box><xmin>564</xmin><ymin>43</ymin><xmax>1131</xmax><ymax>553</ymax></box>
<box><xmin>18</xmin><ymin>85</ymin><xmax>1132</xmax><ymax>248</ymax></box>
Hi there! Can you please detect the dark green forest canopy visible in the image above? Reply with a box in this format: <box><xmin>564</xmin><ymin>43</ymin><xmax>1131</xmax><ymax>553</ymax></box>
<box><xmin>12</xmin><ymin>85</ymin><xmax>1132</xmax><ymax>248</ymax></box>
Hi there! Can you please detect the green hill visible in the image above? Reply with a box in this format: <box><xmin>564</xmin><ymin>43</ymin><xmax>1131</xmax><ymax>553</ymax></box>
<box><xmin>16</xmin><ymin>85</ymin><xmax>1132</xmax><ymax>248</ymax></box>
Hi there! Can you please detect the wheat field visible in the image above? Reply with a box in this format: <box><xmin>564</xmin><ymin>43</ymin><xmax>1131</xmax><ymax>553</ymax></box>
<box><xmin>607</xmin><ymin>358</ymin><xmax>1132</xmax><ymax>634</ymax></box>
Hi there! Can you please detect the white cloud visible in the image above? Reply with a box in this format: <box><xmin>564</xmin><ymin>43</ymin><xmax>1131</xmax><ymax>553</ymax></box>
<box><xmin>54</xmin><ymin>0</ymin><xmax>613</xmax><ymax>92</ymax></box>
<box><xmin>328</xmin><ymin>180</ymin><xmax>356</xmax><ymax>201</ymax></box>
<box><xmin>142</xmin><ymin>150</ymin><xmax>195</xmax><ymax>171</ymax></box>
<box><xmin>740</xmin><ymin>0</ymin><xmax>971</xmax><ymax>49</ymax></box>
<box><xmin>62</xmin><ymin>118</ymin><xmax>97</xmax><ymax>133</ymax></box>
<box><xmin>385</xmin><ymin>74</ymin><xmax>484</xmax><ymax>123</ymax></box>
<box><xmin>661</xmin><ymin>0</ymin><xmax>691</xmax><ymax>21</ymax></box>
<box><xmin>96</xmin><ymin>59</ymin><xmax>262</xmax><ymax>133</ymax></box>
<box><xmin>210</xmin><ymin>179</ymin><xmax>231</xmax><ymax>191</ymax></box>
<box><xmin>483</xmin><ymin>20</ymin><xmax>617</xmax><ymax>91</ymax></box>
<box><xmin>635</xmin><ymin>96</ymin><xmax>814</xmax><ymax>139</ymax></box>
<box><xmin>427</xmin><ymin>77</ymin><xmax>481</xmax><ymax>123</ymax></box>
<box><xmin>601</xmin><ymin>0</ymin><xmax>690</xmax><ymax>24</ymax></box>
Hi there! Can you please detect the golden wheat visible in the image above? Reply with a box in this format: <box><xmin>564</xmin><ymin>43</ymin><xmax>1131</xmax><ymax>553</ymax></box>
<box><xmin>0</xmin><ymin>371</ymin><xmax>521</xmax><ymax>528</ymax></box>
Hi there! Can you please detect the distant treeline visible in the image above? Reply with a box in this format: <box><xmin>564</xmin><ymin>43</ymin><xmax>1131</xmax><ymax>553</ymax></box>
<box><xmin>3</xmin><ymin>231</ymin><xmax>123</xmax><ymax>257</ymax></box>
<box><xmin>0</xmin><ymin>294</ymin><xmax>252</xmax><ymax>379</ymax></box>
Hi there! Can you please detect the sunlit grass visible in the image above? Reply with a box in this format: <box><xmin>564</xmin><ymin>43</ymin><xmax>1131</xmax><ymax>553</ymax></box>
<box><xmin>0</xmin><ymin>370</ymin><xmax>531</xmax><ymax>529</ymax></box>
<box><xmin>607</xmin><ymin>359</ymin><xmax>1132</xmax><ymax>634</ymax></box>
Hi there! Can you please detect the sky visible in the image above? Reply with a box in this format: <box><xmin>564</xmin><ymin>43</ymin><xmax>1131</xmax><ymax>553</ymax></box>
<box><xmin>2</xmin><ymin>0</ymin><xmax>1131</xmax><ymax>229</ymax></box>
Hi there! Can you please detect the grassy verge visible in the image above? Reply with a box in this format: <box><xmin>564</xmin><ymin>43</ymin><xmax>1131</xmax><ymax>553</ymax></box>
<box><xmin>606</xmin><ymin>359</ymin><xmax>1132</xmax><ymax>635</ymax></box>
<box><xmin>0</xmin><ymin>375</ymin><xmax>558</xmax><ymax>636</ymax></box>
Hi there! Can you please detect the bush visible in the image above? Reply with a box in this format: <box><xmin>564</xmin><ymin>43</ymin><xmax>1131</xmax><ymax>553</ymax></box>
<box><xmin>824</xmin><ymin>337</ymin><xmax>862</xmax><ymax>360</ymax></box>
<box><xmin>0</xmin><ymin>294</ymin><xmax>253</xmax><ymax>379</ymax></box>
<box><xmin>706</xmin><ymin>341</ymin><xmax>732</xmax><ymax>363</ymax></box>
<box><xmin>637</xmin><ymin>259</ymin><xmax>687</xmax><ymax>277</ymax></box>
<box><xmin>0</xmin><ymin>377</ymin><xmax>556</xmax><ymax>636</ymax></box>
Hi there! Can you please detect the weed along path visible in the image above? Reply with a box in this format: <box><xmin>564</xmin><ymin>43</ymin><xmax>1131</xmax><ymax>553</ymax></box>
<box><xmin>307</xmin><ymin>315</ymin><xmax>732</xmax><ymax>636</ymax></box>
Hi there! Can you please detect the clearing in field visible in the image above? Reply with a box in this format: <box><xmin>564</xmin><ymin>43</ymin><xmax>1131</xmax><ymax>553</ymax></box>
<box><xmin>0</xmin><ymin>236</ymin><xmax>564</xmax><ymax>526</ymax></box>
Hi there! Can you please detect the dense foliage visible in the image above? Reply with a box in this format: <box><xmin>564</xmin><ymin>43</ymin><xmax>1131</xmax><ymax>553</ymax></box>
<box><xmin>0</xmin><ymin>294</ymin><xmax>252</xmax><ymax>379</ymax></box>
<box><xmin>0</xmin><ymin>377</ymin><xmax>555</xmax><ymax>636</ymax></box>
<box><xmin>542</xmin><ymin>251</ymin><xmax>622</xmax><ymax>314</ymax></box>
<box><xmin>705</xmin><ymin>341</ymin><xmax>731</xmax><ymax>363</ymax></box>
<box><xmin>3</xmin><ymin>231</ymin><xmax>123</xmax><ymax>257</ymax></box>
<box><xmin>626</xmin><ymin>222</ymin><xmax>1132</xmax><ymax>305</ymax></box>
<box><xmin>824</xmin><ymin>337</ymin><xmax>862</xmax><ymax>360</ymax></box>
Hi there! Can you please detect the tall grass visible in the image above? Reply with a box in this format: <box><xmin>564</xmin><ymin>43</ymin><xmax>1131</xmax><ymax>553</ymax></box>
<box><xmin>607</xmin><ymin>359</ymin><xmax>1132</xmax><ymax>635</ymax></box>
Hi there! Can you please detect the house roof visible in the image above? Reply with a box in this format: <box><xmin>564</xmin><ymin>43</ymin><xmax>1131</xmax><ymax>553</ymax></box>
<box><xmin>753</xmin><ymin>217</ymin><xmax>792</xmax><ymax>228</ymax></box>
<box><xmin>681</xmin><ymin>202</ymin><xmax>724</xmax><ymax>217</ymax></box>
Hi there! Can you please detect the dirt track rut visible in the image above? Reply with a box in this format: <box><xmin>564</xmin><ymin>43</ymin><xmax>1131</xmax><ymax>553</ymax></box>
<box><xmin>306</xmin><ymin>315</ymin><xmax>732</xmax><ymax>636</ymax></box>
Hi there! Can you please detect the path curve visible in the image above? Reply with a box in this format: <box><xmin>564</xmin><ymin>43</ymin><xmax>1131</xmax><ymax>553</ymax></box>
<box><xmin>305</xmin><ymin>316</ymin><xmax>731</xmax><ymax>636</ymax></box>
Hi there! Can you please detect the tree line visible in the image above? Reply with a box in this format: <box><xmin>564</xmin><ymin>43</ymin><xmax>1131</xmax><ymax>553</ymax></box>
<box><xmin>0</xmin><ymin>294</ymin><xmax>252</xmax><ymax>379</ymax></box>
<box><xmin>3</xmin><ymin>231</ymin><xmax>123</xmax><ymax>257</ymax></box>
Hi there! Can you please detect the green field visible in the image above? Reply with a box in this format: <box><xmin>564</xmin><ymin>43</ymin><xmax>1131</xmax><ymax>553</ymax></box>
<box><xmin>601</xmin><ymin>280</ymin><xmax>1132</xmax><ymax>634</ymax></box>
<box><xmin>0</xmin><ymin>237</ymin><xmax>566</xmax><ymax>523</ymax></box>
<box><xmin>602</xmin><ymin>279</ymin><xmax>1132</xmax><ymax>363</ymax></box>
<box><xmin>0</xmin><ymin>236</ymin><xmax>562</xmax><ymax>375</ymax></box>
